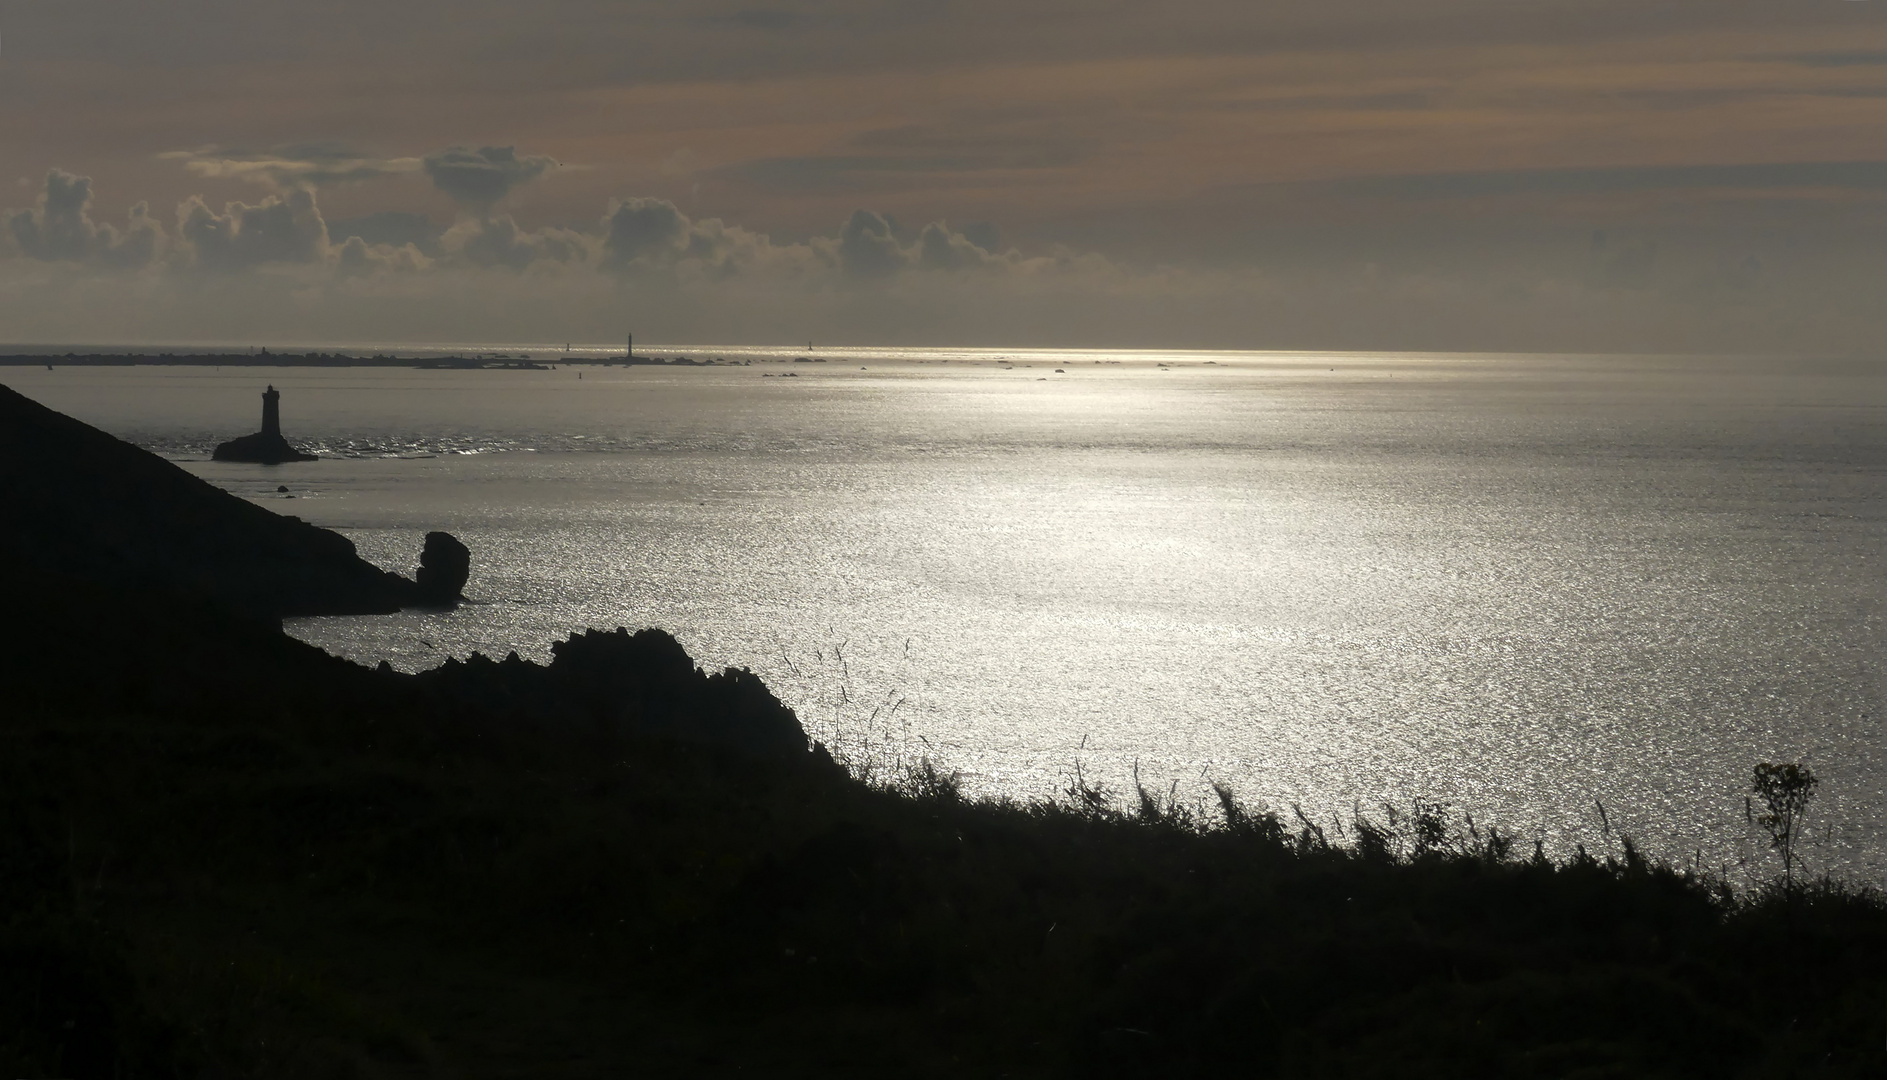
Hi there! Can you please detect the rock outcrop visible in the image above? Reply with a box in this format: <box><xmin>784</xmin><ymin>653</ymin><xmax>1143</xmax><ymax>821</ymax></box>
<box><xmin>0</xmin><ymin>382</ymin><xmax>438</xmax><ymax>619</ymax></box>
<box><xmin>212</xmin><ymin>385</ymin><xmax>318</xmax><ymax>463</ymax></box>
<box><xmin>415</xmin><ymin>530</ymin><xmax>471</xmax><ymax>605</ymax></box>
<box><xmin>414</xmin><ymin>627</ymin><xmax>810</xmax><ymax>758</ymax></box>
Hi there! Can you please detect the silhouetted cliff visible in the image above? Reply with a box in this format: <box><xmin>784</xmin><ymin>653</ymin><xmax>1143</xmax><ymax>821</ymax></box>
<box><xmin>0</xmin><ymin>382</ymin><xmax>415</xmax><ymax>617</ymax></box>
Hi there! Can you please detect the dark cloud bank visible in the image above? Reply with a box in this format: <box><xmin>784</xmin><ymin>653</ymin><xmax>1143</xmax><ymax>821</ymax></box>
<box><xmin>7</xmin><ymin>151</ymin><xmax>1887</xmax><ymax>354</ymax></box>
<box><xmin>2</xmin><ymin>146</ymin><xmax>1023</xmax><ymax>280</ymax></box>
<box><xmin>423</xmin><ymin>146</ymin><xmax>560</xmax><ymax>209</ymax></box>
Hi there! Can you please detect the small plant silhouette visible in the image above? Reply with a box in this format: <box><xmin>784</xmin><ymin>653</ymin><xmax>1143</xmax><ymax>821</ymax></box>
<box><xmin>1746</xmin><ymin>762</ymin><xmax>1818</xmax><ymax>888</ymax></box>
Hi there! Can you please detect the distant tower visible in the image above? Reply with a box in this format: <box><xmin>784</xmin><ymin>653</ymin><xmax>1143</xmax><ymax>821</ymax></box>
<box><xmin>261</xmin><ymin>385</ymin><xmax>282</xmax><ymax>439</ymax></box>
<box><xmin>626</xmin><ymin>333</ymin><xmax>633</xmax><ymax>360</ymax></box>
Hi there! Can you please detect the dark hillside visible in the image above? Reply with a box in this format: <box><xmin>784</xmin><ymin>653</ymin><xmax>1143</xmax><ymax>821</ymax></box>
<box><xmin>0</xmin><ymin>382</ymin><xmax>416</xmax><ymax>618</ymax></box>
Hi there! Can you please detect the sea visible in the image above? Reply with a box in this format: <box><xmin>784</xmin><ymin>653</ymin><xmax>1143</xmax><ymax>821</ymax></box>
<box><xmin>6</xmin><ymin>345</ymin><xmax>1883</xmax><ymax>883</ymax></box>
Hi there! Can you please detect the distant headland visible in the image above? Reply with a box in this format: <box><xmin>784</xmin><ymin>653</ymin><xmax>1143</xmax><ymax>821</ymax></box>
<box><xmin>2</xmin><ymin>349</ymin><xmax>753</xmax><ymax>369</ymax></box>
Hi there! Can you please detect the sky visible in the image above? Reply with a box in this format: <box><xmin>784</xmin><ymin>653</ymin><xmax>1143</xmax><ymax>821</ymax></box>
<box><xmin>5</xmin><ymin>0</ymin><xmax>1887</xmax><ymax>351</ymax></box>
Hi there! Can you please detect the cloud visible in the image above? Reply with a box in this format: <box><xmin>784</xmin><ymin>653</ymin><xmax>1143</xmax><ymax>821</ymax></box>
<box><xmin>5</xmin><ymin>171</ymin><xmax>164</xmax><ymax>268</ymax></box>
<box><xmin>160</xmin><ymin>145</ymin><xmax>422</xmax><ymax>189</ymax></box>
<box><xmin>1</xmin><ymin>167</ymin><xmax>1030</xmax><ymax>285</ymax></box>
<box><xmin>6</xmin><ymin>176</ymin><xmax>1885</xmax><ymax>354</ymax></box>
<box><xmin>915</xmin><ymin>221</ymin><xmax>1001</xmax><ymax>271</ymax></box>
<box><xmin>958</xmin><ymin>222</ymin><xmax>1000</xmax><ymax>252</ymax></box>
<box><xmin>834</xmin><ymin>210</ymin><xmax>1015</xmax><ymax>278</ymax></box>
<box><xmin>441</xmin><ymin>215</ymin><xmax>592</xmax><ymax>270</ymax></box>
<box><xmin>336</xmin><ymin>235</ymin><xmax>432</xmax><ymax>275</ymax></box>
<box><xmin>423</xmin><ymin>146</ymin><xmax>559</xmax><ymax>208</ymax></box>
<box><xmin>161</xmin><ymin>142</ymin><xmax>562</xmax><ymax>212</ymax></box>
<box><xmin>1302</xmin><ymin>160</ymin><xmax>1887</xmax><ymax>202</ymax></box>
<box><xmin>0</xmin><ymin>166</ymin><xmax>1086</xmax><ymax>299</ymax></box>
<box><xmin>4</xmin><ymin>169</ymin><xmax>455</xmax><ymax>276</ymax></box>
<box><xmin>838</xmin><ymin>209</ymin><xmax>909</xmax><ymax>278</ymax></box>
<box><xmin>178</xmin><ymin>188</ymin><xmax>330</xmax><ymax>271</ymax></box>
<box><xmin>13</xmin><ymin>0</ymin><xmax>1870</xmax><ymax>80</ymax></box>
<box><xmin>601</xmin><ymin>197</ymin><xmax>691</xmax><ymax>266</ymax></box>
<box><xmin>720</xmin><ymin>123</ymin><xmax>1104</xmax><ymax>195</ymax></box>
<box><xmin>0</xmin><ymin>167</ymin><xmax>1356</xmax><ymax>351</ymax></box>
<box><xmin>325</xmin><ymin>211</ymin><xmax>446</xmax><ymax>255</ymax></box>
<box><xmin>1751</xmin><ymin>51</ymin><xmax>1887</xmax><ymax>68</ymax></box>
<box><xmin>596</xmin><ymin>196</ymin><xmax>799</xmax><ymax>279</ymax></box>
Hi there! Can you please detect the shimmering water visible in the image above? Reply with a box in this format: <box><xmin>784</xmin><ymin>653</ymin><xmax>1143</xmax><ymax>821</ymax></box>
<box><xmin>10</xmin><ymin>349</ymin><xmax>1884</xmax><ymax>881</ymax></box>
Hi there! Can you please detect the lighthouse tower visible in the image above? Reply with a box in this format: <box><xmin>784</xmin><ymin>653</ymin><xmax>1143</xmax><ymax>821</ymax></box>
<box><xmin>261</xmin><ymin>385</ymin><xmax>282</xmax><ymax>440</ymax></box>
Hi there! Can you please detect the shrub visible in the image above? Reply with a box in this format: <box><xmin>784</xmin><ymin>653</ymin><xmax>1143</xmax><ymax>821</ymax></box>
<box><xmin>1747</xmin><ymin>762</ymin><xmax>1818</xmax><ymax>888</ymax></box>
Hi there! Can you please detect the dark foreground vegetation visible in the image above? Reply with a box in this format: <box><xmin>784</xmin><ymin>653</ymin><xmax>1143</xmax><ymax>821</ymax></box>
<box><xmin>2</xmin><ymin>384</ymin><xmax>1884</xmax><ymax>1076</ymax></box>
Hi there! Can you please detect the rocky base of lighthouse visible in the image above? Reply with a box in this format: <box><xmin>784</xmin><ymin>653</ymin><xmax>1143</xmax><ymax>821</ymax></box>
<box><xmin>211</xmin><ymin>430</ymin><xmax>319</xmax><ymax>464</ymax></box>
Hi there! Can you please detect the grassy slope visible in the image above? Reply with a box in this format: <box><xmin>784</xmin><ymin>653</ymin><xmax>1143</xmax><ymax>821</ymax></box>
<box><xmin>2</xmin><ymin>579</ymin><xmax>1885</xmax><ymax>1078</ymax></box>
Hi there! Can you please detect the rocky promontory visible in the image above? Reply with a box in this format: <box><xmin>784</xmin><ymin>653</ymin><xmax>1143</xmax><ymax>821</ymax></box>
<box><xmin>0</xmin><ymin>382</ymin><xmax>447</xmax><ymax>618</ymax></box>
<box><xmin>414</xmin><ymin>626</ymin><xmax>812</xmax><ymax>758</ymax></box>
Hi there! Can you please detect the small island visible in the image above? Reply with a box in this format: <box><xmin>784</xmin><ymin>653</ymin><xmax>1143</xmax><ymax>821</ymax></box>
<box><xmin>212</xmin><ymin>384</ymin><xmax>319</xmax><ymax>463</ymax></box>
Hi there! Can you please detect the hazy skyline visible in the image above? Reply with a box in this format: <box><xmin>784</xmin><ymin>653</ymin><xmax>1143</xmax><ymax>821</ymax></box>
<box><xmin>6</xmin><ymin>0</ymin><xmax>1887</xmax><ymax>351</ymax></box>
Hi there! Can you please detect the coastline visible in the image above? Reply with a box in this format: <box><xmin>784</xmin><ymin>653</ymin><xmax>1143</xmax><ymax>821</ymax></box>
<box><xmin>2</xmin><ymin>387</ymin><xmax>1885</xmax><ymax>1074</ymax></box>
<box><xmin>11</xmin><ymin>358</ymin><xmax>1884</xmax><ymax>883</ymax></box>
<box><xmin>1</xmin><ymin>351</ymin><xmax>749</xmax><ymax>369</ymax></box>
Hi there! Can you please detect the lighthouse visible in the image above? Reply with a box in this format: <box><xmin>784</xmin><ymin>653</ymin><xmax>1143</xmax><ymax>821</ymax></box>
<box><xmin>211</xmin><ymin>384</ymin><xmax>317</xmax><ymax>463</ymax></box>
<box><xmin>261</xmin><ymin>385</ymin><xmax>282</xmax><ymax>440</ymax></box>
